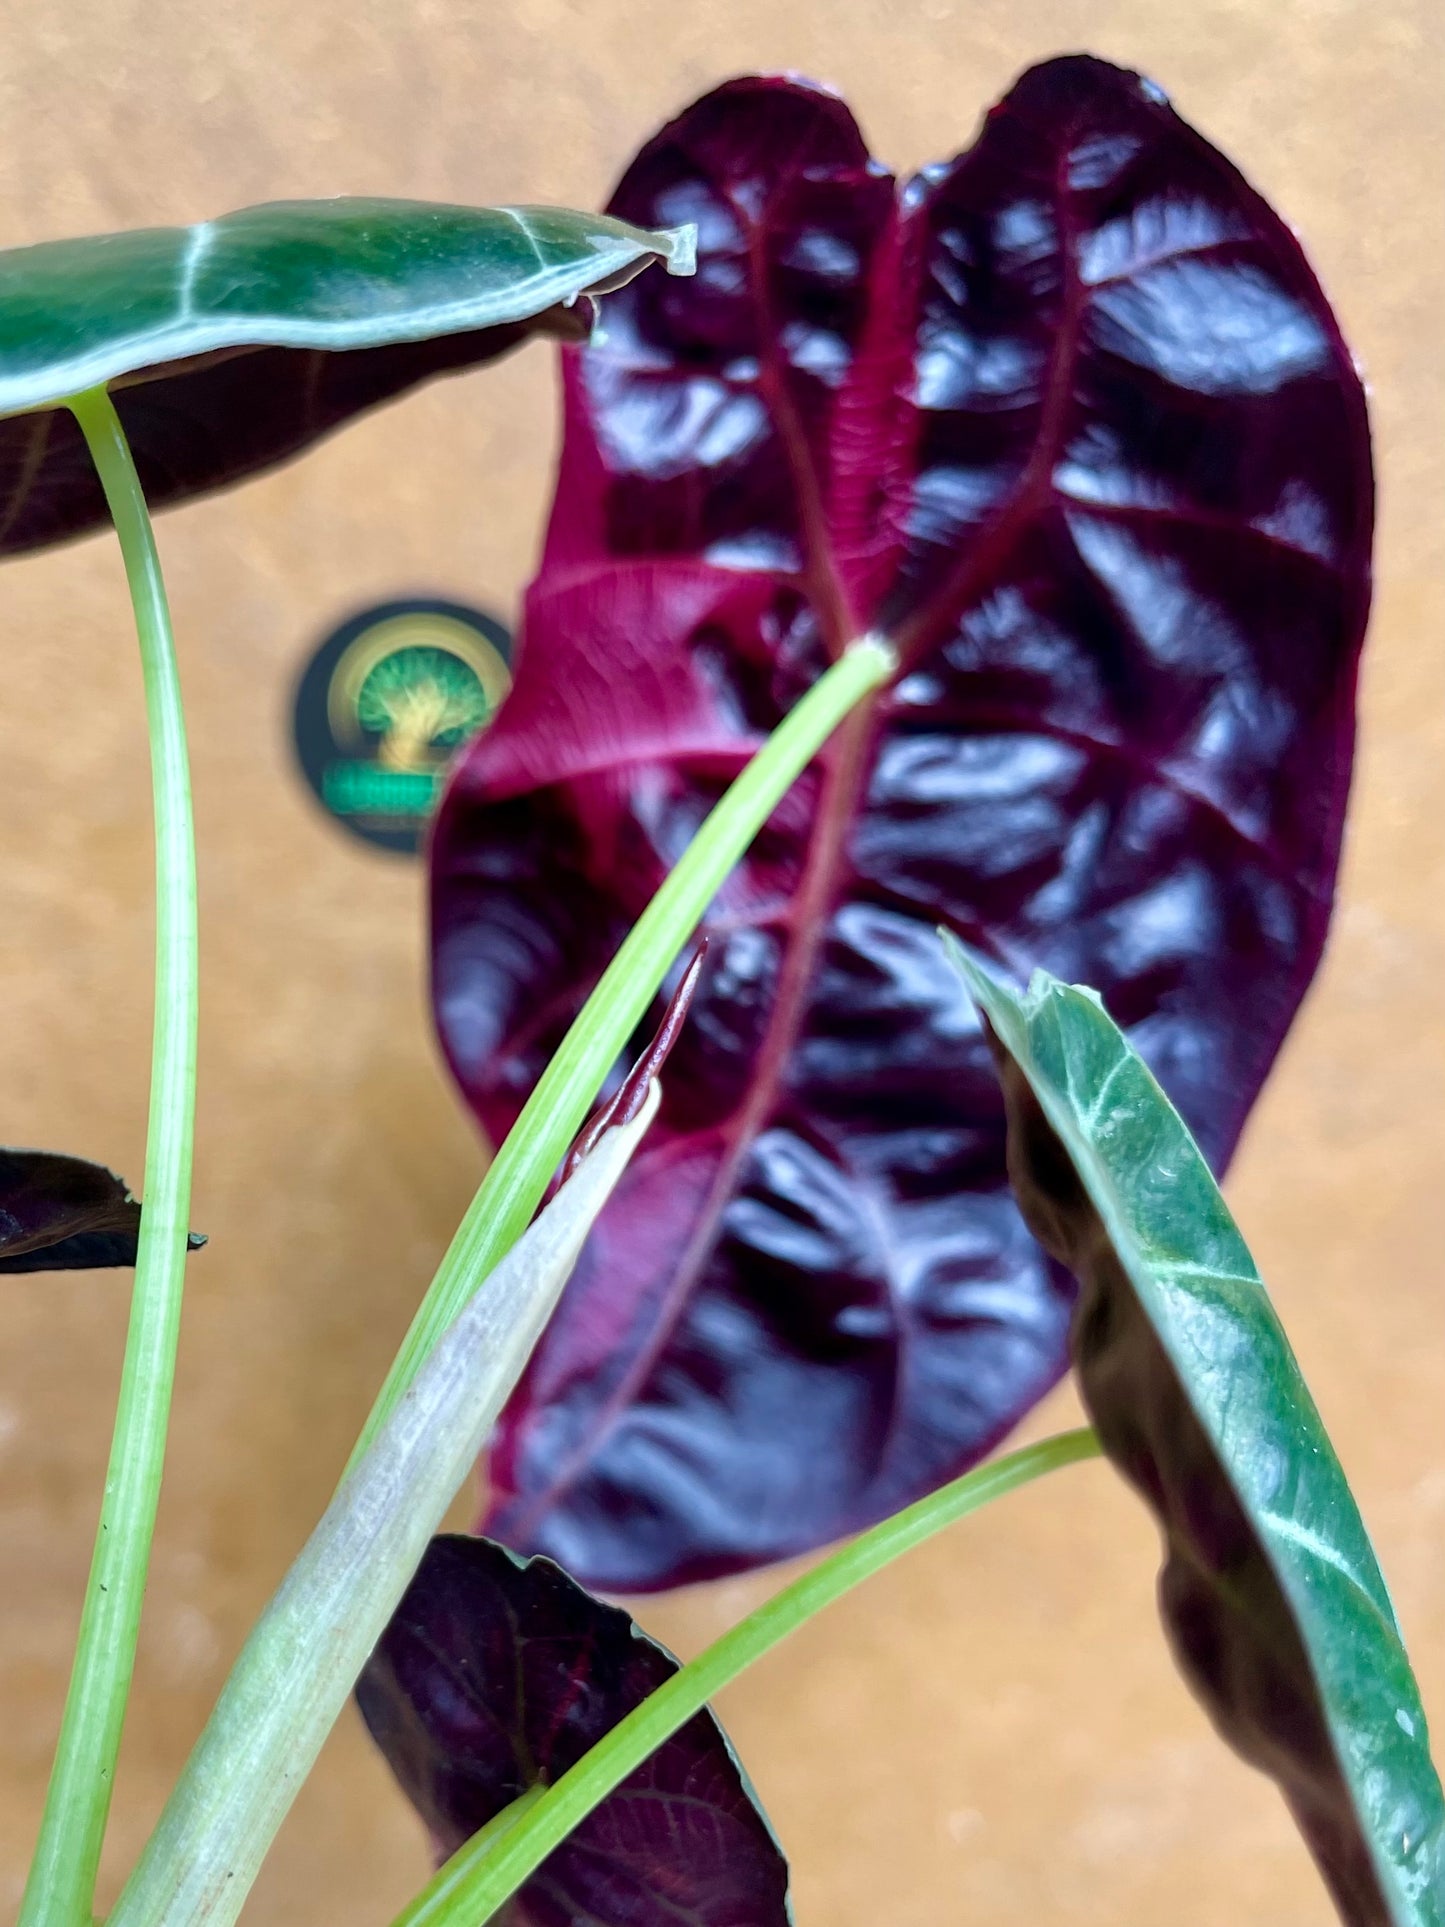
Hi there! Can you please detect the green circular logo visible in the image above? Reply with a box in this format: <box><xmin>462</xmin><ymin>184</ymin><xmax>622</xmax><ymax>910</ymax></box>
<box><xmin>293</xmin><ymin>598</ymin><xmax>511</xmax><ymax>854</ymax></box>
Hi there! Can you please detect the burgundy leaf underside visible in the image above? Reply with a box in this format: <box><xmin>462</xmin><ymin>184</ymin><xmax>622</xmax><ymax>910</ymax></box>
<box><xmin>357</xmin><ymin>1536</ymin><xmax>791</xmax><ymax>1927</ymax></box>
<box><xmin>0</xmin><ymin>312</ymin><xmax>584</xmax><ymax>557</ymax></box>
<box><xmin>431</xmin><ymin>57</ymin><xmax>1372</xmax><ymax>1590</ymax></box>
<box><xmin>0</xmin><ymin>1145</ymin><xmax>204</xmax><ymax>1272</ymax></box>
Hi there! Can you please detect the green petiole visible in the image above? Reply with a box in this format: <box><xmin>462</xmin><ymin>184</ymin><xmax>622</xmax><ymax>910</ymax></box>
<box><xmin>390</xmin><ymin>1427</ymin><xmax>1103</xmax><ymax>1927</ymax></box>
<box><xmin>347</xmin><ymin>630</ymin><xmax>897</xmax><ymax>1469</ymax></box>
<box><xmin>19</xmin><ymin>389</ymin><xmax>199</xmax><ymax>1927</ymax></box>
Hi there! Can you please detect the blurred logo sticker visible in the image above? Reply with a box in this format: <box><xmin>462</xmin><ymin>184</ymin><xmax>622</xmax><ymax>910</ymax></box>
<box><xmin>293</xmin><ymin>598</ymin><xmax>511</xmax><ymax>854</ymax></box>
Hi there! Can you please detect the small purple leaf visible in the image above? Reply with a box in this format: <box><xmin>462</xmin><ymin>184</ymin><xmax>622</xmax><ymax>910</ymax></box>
<box><xmin>0</xmin><ymin>1146</ymin><xmax>205</xmax><ymax>1272</ymax></box>
<box><xmin>356</xmin><ymin>1534</ymin><xmax>791</xmax><ymax>1927</ymax></box>
<box><xmin>431</xmin><ymin>56</ymin><xmax>1373</xmax><ymax>1590</ymax></box>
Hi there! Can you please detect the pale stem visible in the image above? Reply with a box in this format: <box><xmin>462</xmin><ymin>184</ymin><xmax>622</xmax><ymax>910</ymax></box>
<box><xmin>18</xmin><ymin>387</ymin><xmax>198</xmax><ymax>1927</ymax></box>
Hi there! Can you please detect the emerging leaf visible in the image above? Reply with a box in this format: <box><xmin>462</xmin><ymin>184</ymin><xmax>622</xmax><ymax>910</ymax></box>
<box><xmin>431</xmin><ymin>57</ymin><xmax>1373</xmax><ymax>1590</ymax></box>
<box><xmin>0</xmin><ymin>1146</ymin><xmax>205</xmax><ymax>1272</ymax></box>
<box><xmin>359</xmin><ymin>1535</ymin><xmax>791</xmax><ymax>1927</ymax></box>
<box><xmin>106</xmin><ymin>1093</ymin><xmax>661</xmax><ymax>1927</ymax></box>
<box><xmin>949</xmin><ymin>938</ymin><xmax>1444</xmax><ymax>1927</ymax></box>
<box><xmin>0</xmin><ymin>201</ymin><xmax>694</xmax><ymax>553</ymax></box>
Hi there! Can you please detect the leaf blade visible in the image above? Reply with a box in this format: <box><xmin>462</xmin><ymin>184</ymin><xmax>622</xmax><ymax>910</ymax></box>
<box><xmin>946</xmin><ymin>936</ymin><xmax>1445</xmax><ymax>1927</ymax></box>
<box><xmin>357</xmin><ymin>1535</ymin><xmax>792</xmax><ymax>1927</ymax></box>
<box><xmin>431</xmin><ymin>55</ymin><xmax>1373</xmax><ymax>1592</ymax></box>
<box><xmin>0</xmin><ymin>201</ymin><xmax>692</xmax><ymax>552</ymax></box>
<box><xmin>0</xmin><ymin>1146</ymin><xmax>204</xmax><ymax>1272</ymax></box>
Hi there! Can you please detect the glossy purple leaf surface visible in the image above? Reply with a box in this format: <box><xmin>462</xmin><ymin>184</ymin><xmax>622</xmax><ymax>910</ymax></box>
<box><xmin>0</xmin><ymin>1146</ymin><xmax>205</xmax><ymax>1272</ymax></box>
<box><xmin>356</xmin><ymin>1535</ymin><xmax>791</xmax><ymax>1927</ymax></box>
<box><xmin>431</xmin><ymin>56</ymin><xmax>1373</xmax><ymax>1590</ymax></box>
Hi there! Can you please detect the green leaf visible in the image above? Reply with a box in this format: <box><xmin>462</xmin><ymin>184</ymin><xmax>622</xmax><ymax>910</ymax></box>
<box><xmin>946</xmin><ymin>936</ymin><xmax>1445</xmax><ymax>1927</ymax></box>
<box><xmin>0</xmin><ymin>199</ymin><xmax>693</xmax><ymax>553</ymax></box>
<box><xmin>0</xmin><ymin>200</ymin><xmax>693</xmax><ymax>410</ymax></box>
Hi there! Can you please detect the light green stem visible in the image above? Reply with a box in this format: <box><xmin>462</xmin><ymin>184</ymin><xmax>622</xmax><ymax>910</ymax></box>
<box><xmin>19</xmin><ymin>388</ymin><xmax>198</xmax><ymax>1927</ymax></box>
<box><xmin>391</xmin><ymin>1428</ymin><xmax>1102</xmax><ymax>1927</ymax></box>
<box><xmin>347</xmin><ymin>632</ymin><xmax>896</xmax><ymax>1468</ymax></box>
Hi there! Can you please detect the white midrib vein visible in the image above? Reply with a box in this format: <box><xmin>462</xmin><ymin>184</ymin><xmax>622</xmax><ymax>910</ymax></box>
<box><xmin>176</xmin><ymin>220</ymin><xmax>218</xmax><ymax>321</ymax></box>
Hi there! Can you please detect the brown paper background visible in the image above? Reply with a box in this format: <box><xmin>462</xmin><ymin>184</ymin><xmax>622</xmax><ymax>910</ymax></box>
<box><xmin>0</xmin><ymin>3</ymin><xmax>1441</xmax><ymax>1922</ymax></box>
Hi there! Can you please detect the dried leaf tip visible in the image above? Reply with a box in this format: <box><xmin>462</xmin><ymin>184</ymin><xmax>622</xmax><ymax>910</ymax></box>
<box><xmin>663</xmin><ymin>223</ymin><xmax>698</xmax><ymax>275</ymax></box>
<box><xmin>559</xmin><ymin>940</ymin><xmax>709</xmax><ymax>1187</ymax></box>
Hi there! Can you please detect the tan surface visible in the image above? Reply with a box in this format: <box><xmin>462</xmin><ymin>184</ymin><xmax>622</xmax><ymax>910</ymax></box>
<box><xmin>0</xmin><ymin>2</ymin><xmax>1441</xmax><ymax>1922</ymax></box>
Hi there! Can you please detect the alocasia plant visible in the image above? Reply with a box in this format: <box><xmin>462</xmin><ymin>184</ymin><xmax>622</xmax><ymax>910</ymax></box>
<box><xmin>2</xmin><ymin>48</ymin><xmax>1433</xmax><ymax>1927</ymax></box>
<box><xmin>430</xmin><ymin>54</ymin><xmax>1374</xmax><ymax>1591</ymax></box>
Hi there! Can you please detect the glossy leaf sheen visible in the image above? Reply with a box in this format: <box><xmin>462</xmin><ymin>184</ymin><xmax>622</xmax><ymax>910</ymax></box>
<box><xmin>0</xmin><ymin>1147</ymin><xmax>204</xmax><ymax>1272</ymax></box>
<box><xmin>431</xmin><ymin>57</ymin><xmax>1373</xmax><ymax>1589</ymax></box>
<box><xmin>357</xmin><ymin>1535</ymin><xmax>791</xmax><ymax>1927</ymax></box>
<box><xmin>0</xmin><ymin>200</ymin><xmax>692</xmax><ymax>553</ymax></box>
<box><xmin>952</xmin><ymin>943</ymin><xmax>1444</xmax><ymax>1927</ymax></box>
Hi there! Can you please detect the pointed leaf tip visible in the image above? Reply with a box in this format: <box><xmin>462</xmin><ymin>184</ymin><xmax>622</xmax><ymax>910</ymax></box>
<box><xmin>664</xmin><ymin>221</ymin><xmax>697</xmax><ymax>275</ymax></box>
<box><xmin>0</xmin><ymin>1146</ymin><xmax>205</xmax><ymax>1273</ymax></box>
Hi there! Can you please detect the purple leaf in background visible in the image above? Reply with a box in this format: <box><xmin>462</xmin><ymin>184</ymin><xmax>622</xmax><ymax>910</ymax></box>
<box><xmin>0</xmin><ymin>1146</ymin><xmax>205</xmax><ymax>1272</ymax></box>
<box><xmin>356</xmin><ymin>1535</ymin><xmax>791</xmax><ymax>1927</ymax></box>
<box><xmin>430</xmin><ymin>55</ymin><xmax>1373</xmax><ymax>1590</ymax></box>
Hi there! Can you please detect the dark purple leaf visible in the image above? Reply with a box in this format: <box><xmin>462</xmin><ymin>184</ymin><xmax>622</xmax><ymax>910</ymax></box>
<box><xmin>430</xmin><ymin>57</ymin><xmax>1373</xmax><ymax>1590</ymax></box>
<box><xmin>0</xmin><ymin>1146</ymin><xmax>206</xmax><ymax>1272</ymax></box>
<box><xmin>356</xmin><ymin>1535</ymin><xmax>791</xmax><ymax>1927</ymax></box>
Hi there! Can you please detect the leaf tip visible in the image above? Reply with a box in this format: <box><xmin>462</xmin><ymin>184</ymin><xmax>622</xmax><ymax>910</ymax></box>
<box><xmin>661</xmin><ymin>222</ymin><xmax>698</xmax><ymax>277</ymax></box>
<box><xmin>937</xmin><ymin>928</ymin><xmax>1005</xmax><ymax>1007</ymax></box>
<box><xmin>558</xmin><ymin>943</ymin><xmax>704</xmax><ymax>1188</ymax></box>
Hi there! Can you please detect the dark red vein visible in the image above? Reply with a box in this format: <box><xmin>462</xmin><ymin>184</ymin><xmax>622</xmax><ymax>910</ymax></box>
<box><xmin>734</xmin><ymin>184</ymin><xmax>858</xmax><ymax>657</ymax></box>
<box><xmin>891</xmin><ymin>146</ymin><xmax>1088</xmax><ymax>670</ymax></box>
